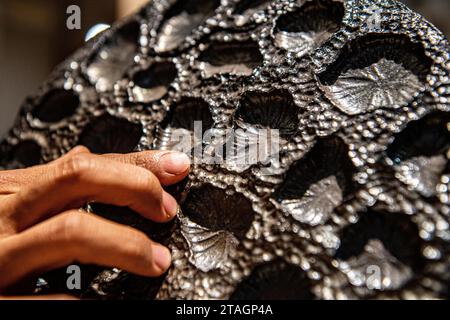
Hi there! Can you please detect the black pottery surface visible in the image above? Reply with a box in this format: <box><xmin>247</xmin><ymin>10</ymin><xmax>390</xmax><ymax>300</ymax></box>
<box><xmin>1</xmin><ymin>0</ymin><xmax>450</xmax><ymax>299</ymax></box>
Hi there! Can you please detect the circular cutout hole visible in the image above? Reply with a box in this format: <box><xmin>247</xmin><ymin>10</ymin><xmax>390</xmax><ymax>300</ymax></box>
<box><xmin>234</xmin><ymin>89</ymin><xmax>299</xmax><ymax>139</ymax></box>
<box><xmin>132</xmin><ymin>61</ymin><xmax>177</xmax><ymax>89</ymax></box>
<box><xmin>32</xmin><ymin>89</ymin><xmax>80</xmax><ymax>123</ymax></box>
<box><xmin>318</xmin><ymin>34</ymin><xmax>432</xmax><ymax>115</ymax></box>
<box><xmin>155</xmin><ymin>0</ymin><xmax>221</xmax><ymax>53</ymax></box>
<box><xmin>231</xmin><ymin>260</ymin><xmax>315</xmax><ymax>300</ymax></box>
<box><xmin>167</xmin><ymin>97</ymin><xmax>214</xmax><ymax>134</ymax></box>
<box><xmin>182</xmin><ymin>185</ymin><xmax>255</xmax><ymax>240</ymax></box>
<box><xmin>79</xmin><ymin>115</ymin><xmax>143</xmax><ymax>154</ymax></box>
<box><xmin>274</xmin><ymin>0</ymin><xmax>344</xmax><ymax>54</ymax></box>
<box><xmin>336</xmin><ymin>210</ymin><xmax>425</xmax><ymax>272</ymax></box>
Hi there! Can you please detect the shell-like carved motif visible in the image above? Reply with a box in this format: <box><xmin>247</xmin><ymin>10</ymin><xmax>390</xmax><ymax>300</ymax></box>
<box><xmin>86</xmin><ymin>42</ymin><xmax>136</xmax><ymax>93</ymax></box>
<box><xmin>155</xmin><ymin>0</ymin><xmax>221</xmax><ymax>53</ymax></box>
<box><xmin>224</xmin><ymin>90</ymin><xmax>299</xmax><ymax>172</ymax></box>
<box><xmin>3</xmin><ymin>0</ymin><xmax>450</xmax><ymax>301</ymax></box>
<box><xmin>279</xmin><ymin>175</ymin><xmax>343</xmax><ymax>226</ymax></box>
<box><xmin>321</xmin><ymin>58</ymin><xmax>423</xmax><ymax>115</ymax></box>
<box><xmin>339</xmin><ymin>240</ymin><xmax>413</xmax><ymax>291</ymax></box>
<box><xmin>86</xmin><ymin>20</ymin><xmax>140</xmax><ymax>92</ymax></box>
<box><xmin>335</xmin><ymin>210</ymin><xmax>425</xmax><ymax>286</ymax></box>
<box><xmin>275</xmin><ymin>30</ymin><xmax>331</xmax><ymax>56</ymax></box>
<box><xmin>168</xmin><ymin>97</ymin><xmax>214</xmax><ymax>133</ymax></box>
<box><xmin>319</xmin><ymin>34</ymin><xmax>432</xmax><ymax>116</ymax></box>
<box><xmin>234</xmin><ymin>90</ymin><xmax>300</xmax><ymax>138</ymax></box>
<box><xmin>180</xmin><ymin>216</ymin><xmax>238</xmax><ymax>273</ymax></box>
<box><xmin>224</xmin><ymin>123</ymin><xmax>282</xmax><ymax>173</ymax></box>
<box><xmin>181</xmin><ymin>185</ymin><xmax>255</xmax><ymax>240</ymax></box>
<box><xmin>156</xmin><ymin>13</ymin><xmax>205</xmax><ymax>54</ymax></box>
<box><xmin>386</xmin><ymin>111</ymin><xmax>450</xmax><ymax>197</ymax></box>
<box><xmin>273</xmin><ymin>136</ymin><xmax>356</xmax><ymax>202</ymax></box>
<box><xmin>199</xmin><ymin>40</ymin><xmax>263</xmax><ymax>77</ymax></box>
<box><xmin>274</xmin><ymin>0</ymin><xmax>344</xmax><ymax>57</ymax></box>
<box><xmin>130</xmin><ymin>61</ymin><xmax>177</xmax><ymax>103</ymax></box>
<box><xmin>155</xmin><ymin>97</ymin><xmax>214</xmax><ymax>153</ymax></box>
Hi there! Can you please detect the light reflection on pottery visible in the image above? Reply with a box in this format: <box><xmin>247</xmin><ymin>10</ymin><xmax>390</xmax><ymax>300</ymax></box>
<box><xmin>279</xmin><ymin>176</ymin><xmax>343</xmax><ymax>226</ymax></box>
<box><xmin>339</xmin><ymin>240</ymin><xmax>413</xmax><ymax>292</ymax></box>
<box><xmin>395</xmin><ymin>155</ymin><xmax>447</xmax><ymax>197</ymax></box>
<box><xmin>321</xmin><ymin>58</ymin><xmax>423</xmax><ymax>115</ymax></box>
<box><xmin>274</xmin><ymin>0</ymin><xmax>344</xmax><ymax>57</ymax></box>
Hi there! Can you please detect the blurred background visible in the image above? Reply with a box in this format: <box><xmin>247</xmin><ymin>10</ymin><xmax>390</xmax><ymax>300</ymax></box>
<box><xmin>0</xmin><ymin>0</ymin><xmax>449</xmax><ymax>136</ymax></box>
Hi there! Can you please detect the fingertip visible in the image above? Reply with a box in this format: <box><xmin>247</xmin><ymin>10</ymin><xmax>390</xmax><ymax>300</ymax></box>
<box><xmin>162</xmin><ymin>192</ymin><xmax>179</xmax><ymax>220</ymax></box>
<box><xmin>103</xmin><ymin>150</ymin><xmax>190</xmax><ymax>186</ymax></box>
<box><xmin>68</xmin><ymin>146</ymin><xmax>91</xmax><ymax>156</ymax></box>
<box><xmin>152</xmin><ymin>245</ymin><xmax>172</xmax><ymax>274</ymax></box>
<box><xmin>160</xmin><ymin>152</ymin><xmax>191</xmax><ymax>176</ymax></box>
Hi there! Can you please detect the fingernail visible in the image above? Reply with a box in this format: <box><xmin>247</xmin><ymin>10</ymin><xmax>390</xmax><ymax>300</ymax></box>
<box><xmin>161</xmin><ymin>152</ymin><xmax>190</xmax><ymax>175</ymax></box>
<box><xmin>163</xmin><ymin>192</ymin><xmax>178</xmax><ymax>218</ymax></box>
<box><xmin>153</xmin><ymin>245</ymin><xmax>172</xmax><ymax>272</ymax></box>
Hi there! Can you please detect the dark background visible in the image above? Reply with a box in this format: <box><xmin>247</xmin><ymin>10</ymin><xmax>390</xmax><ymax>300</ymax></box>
<box><xmin>0</xmin><ymin>0</ymin><xmax>146</xmax><ymax>136</ymax></box>
<box><xmin>0</xmin><ymin>0</ymin><xmax>448</xmax><ymax>136</ymax></box>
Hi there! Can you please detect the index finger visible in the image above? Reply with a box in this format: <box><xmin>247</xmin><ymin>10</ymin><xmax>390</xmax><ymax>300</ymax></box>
<box><xmin>103</xmin><ymin>150</ymin><xmax>191</xmax><ymax>186</ymax></box>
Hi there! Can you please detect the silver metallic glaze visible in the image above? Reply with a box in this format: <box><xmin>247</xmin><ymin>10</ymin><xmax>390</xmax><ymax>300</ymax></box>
<box><xmin>156</xmin><ymin>13</ymin><xmax>205</xmax><ymax>53</ymax></box>
<box><xmin>274</xmin><ymin>30</ymin><xmax>329</xmax><ymax>57</ymax></box>
<box><xmin>321</xmin><ymin>58</ymin><xmax>424</xmax><ymax>116</ymax></box>
<box><xmin>395</xmin><ymin>155</ymin><xmax>447</xmax><ymax>197</ymax></box>
<box><xmin>86</xmin><ymin>39</ymin><xmax>137</xmax><ymax>92</ymax></box>
<box><xmin>339</xmin><ymin>240</ymin><xmax>413</xmax><ymax>292</ymax></box>
<box><xmin>0</xmin><ymin>0</ymin><xmax>450</xmax><ymax>300</ymax></box>
<box><xmin>280</xmin><ymin>176</ymin><xmax>343</xmax><ymax>226</ymax></box>
<box><xmin>180</xmin><ymin>216</ymin><xmax>239</xmax><ymax>273</ymax></box>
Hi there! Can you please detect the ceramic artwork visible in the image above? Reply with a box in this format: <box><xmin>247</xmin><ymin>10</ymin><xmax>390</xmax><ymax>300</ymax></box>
<box><xmin>1</xmin><ymin>0</ymin><xmax>450</xmax><ymax>299</ymax></box>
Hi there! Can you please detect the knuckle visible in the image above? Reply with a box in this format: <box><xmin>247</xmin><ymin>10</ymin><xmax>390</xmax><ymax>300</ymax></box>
<box><xmin>133</xmin><ymin>152</ymin><xmax>158</xmax><ymax>170</ymax></box>
<box><xmin>129</xmin><ymin>153</ymin><xmax>147</xmax><ymax>167</ymax></box>
<box><xmin>69</xmin><ymin>145</ymin><xmax>91</xmax><ymax>156</ymax></box>
<box><xmin>71</xmin><ymin>145</ymin><xmax>91</xmax><ymax>154</ymax></box>
<box><xmin>57</xmin><ymin>212</ymin><xmax>88</xmax><ymax>243</ymax></box>
<box><xmin>57</xmin><ymin>153</ymin><xmax>94</xmax><ymax>182</ymax></box>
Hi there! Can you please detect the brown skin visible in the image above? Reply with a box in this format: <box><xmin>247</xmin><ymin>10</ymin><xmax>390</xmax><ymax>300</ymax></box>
<box><xmin>0</xmin><ymin>146</ymin><xmax>191</xmax><ymax>298</ymax></box>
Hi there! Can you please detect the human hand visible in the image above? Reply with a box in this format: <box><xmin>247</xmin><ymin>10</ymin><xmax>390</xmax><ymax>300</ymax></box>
<box><xmin>0</xmin><ymin>146</ymin><xmax>190</xmax><ymax>294</ymax></box>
